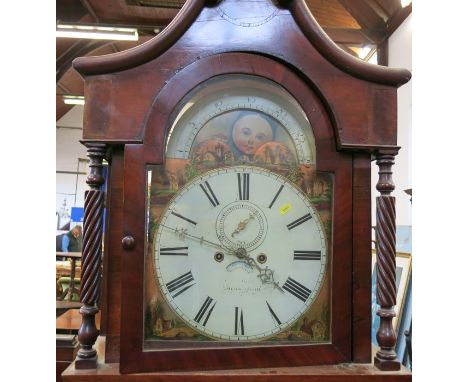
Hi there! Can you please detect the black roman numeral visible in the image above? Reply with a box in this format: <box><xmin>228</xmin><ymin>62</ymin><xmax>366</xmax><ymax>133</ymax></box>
<box><xmin>293</xmin><ymin>250</ymin><xmax>321</xmax><ymax>261</ymax></box>
<box><xmin>266</xmin><ymin>301</ymin><xmax>281</xmax><ymax>326</ymax></box>
<box><xmin>283</xmin><ymin>277</ymin><xmax>312</xmax><ymax>302</ymax></box>
<box><xmin>171</xmin><ymin>211</ymin><xmax>197</xmax><ymax>226</ymax></box>
<box><xmin>160</xmin><ymin>246</ymin><xmax>188</xmax><ymax>256</ymax></box>
<box><xmin>194</xmin><ymin>296</ymin><xmax>216</xmax><ymax>326</ymax></box>
<box><xmin>286</xmin><ymin>213</ymin><xmax>312</xmax><ymax>230</ymax></box>
<box><xmin>268</xmin><ymin>184</ymin><xmax>284</xmax><ymax>209</ymax></box>
<box><xmin>166</xmin><ymin>271</ymin><xmax>195</xmax><ymax>298</ymax></box>
<box><xmin>200</xmin><ymin>181</ymin><xmax>219</xmax><ymax>207</ymax></box>
<box><xmin>237</xmin><ymin>173</ymin><xmax>250</xmax><ymax>200</ymax></box>
<box><xmin>234</xmin><ymin>307</ymin><xmax>245</xmax><ymax>335</ymax></box>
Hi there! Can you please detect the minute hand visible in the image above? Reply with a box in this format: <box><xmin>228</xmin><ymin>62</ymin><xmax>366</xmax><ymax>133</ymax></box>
<box><xmin>159</xmin><ymin>224</ymin><xmax>229</xmax><ymax>252</ymax></box>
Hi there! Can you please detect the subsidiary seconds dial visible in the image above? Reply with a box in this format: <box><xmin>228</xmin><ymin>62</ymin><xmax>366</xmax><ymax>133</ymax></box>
<box><xmin>155</xmin><ymin>166</ymin><xmax>327</xmax><ymax>341</ymax></box>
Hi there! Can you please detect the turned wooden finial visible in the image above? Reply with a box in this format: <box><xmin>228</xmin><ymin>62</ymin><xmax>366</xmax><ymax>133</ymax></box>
<box><xmin>374</xmin><ymin>148</ymin><xmax>401</xmax><ymax>371</ymax></box>
<box><xmin>75</xmin><ymin>143</ymin><xmax>107</xmax><ymax>369</ymax></box>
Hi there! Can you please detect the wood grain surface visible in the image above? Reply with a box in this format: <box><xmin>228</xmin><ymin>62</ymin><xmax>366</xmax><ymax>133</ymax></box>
<box><xmin>63</xmin><ymin>338</ymin><xmax>411</xmax><ymax>382</ymax></box>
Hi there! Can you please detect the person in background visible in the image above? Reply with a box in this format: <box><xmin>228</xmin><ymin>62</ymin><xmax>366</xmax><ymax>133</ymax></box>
<box><xmin>62</xmin><ymin>225</ymin><xmax>83</xmax><ymax>253</ymax></box>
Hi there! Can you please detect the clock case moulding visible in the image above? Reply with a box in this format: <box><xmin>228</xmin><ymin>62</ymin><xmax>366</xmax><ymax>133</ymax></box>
<box><xmin>66</xmin><ymin>0</ymin><xmax>412</xmax><ymax>380</ymax></box>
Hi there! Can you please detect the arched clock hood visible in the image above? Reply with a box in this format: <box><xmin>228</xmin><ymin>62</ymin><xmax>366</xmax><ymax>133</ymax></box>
<box><xmin>73</xmin><ymin>0</ymin><xmax>411</xmax><ymax>152</ymax></box>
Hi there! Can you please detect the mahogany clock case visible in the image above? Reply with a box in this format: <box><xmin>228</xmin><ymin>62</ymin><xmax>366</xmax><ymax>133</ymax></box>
<box><xmin>119</xmin><ymin>53</ymin><xmax>353</xmax><ymax>373</ymax></box>
<box><xmin>71</xmin><ymin>0</ymin><xmax>411</xmax><ymax>376</ymax></box>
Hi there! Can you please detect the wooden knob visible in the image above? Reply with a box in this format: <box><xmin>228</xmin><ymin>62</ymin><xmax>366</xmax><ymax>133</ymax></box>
<box><xmin>122</xmin><ymin>235</ymin><xmax>136</xmax><ymax>250</ymax></box>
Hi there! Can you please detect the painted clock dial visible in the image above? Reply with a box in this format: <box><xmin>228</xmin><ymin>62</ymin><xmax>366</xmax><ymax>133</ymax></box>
<box><xmin>144</xmin><ymin>74</ymin><xmax>333</xmax><ymax>346</ymax></box>
<box><xmin>154</xmin><ymin>166</ymin><xmax>327</xmax><ymax>340</ymax></box>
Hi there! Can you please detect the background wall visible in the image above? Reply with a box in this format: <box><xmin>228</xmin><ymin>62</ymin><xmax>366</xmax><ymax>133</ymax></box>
<box><xmin>372</xmin><ymin>14</ymin><xmax>413</xmax><ymax>227</ymax></box>
<box><xmin>56</xmin><ymin>105</ymin><xmax>87</xmax><ymax>229</ymax></box>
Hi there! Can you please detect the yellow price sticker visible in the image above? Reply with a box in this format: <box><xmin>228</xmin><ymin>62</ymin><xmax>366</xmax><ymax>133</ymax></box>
<box><xmin>279</xmin><ymin>203</ymin><xmax>292</xmax><ymax>215</ymax></box>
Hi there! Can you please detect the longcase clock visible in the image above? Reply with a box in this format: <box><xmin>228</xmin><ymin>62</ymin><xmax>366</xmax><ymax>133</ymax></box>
<box><xmin>64</xmin><ymin>0</ymin><xmax>411</xmax><ymax>381</ymax></box>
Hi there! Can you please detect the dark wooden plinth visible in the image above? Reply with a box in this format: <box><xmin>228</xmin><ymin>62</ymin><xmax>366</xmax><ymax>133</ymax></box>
<box><xmin>75</xmin><ymin>355</ymin><xmax>98</xmax><ymax>370</ymax></box>
<box><xmin>373</xmin><ymin>356</ymin><xmax>402</xmax><ymax>371</ymax></box>
<box><xmin>63</xmin><ymin>338</ymin><xmax>411</xmax><ymax>382</ymax></box>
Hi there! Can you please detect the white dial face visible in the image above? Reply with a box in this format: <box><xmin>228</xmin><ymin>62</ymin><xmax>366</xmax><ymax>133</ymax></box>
<box><xmin>155</xmin><ymin>166</ymin><xmax>327</xmax><ymax>341</ymax></box>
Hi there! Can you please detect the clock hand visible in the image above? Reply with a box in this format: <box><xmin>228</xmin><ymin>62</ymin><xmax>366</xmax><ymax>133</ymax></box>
<box><xmin>160</xmin><ymin>225</ymin><xmax>282</xmax><ymax>291</ymax></box>
<box><xmin>249</xmin><ymin>258</ymin><xmax>284</xmax><ymax>293</ymax></box>
<box><xmin>231</xmin><ymin>213</ymin><xmax>255</xmax><ymax>238</ymax></box>
<box><xmin>233</xmin><ymin>247</ymin><xmax>284</xmax><ymax>293</ymax></box>
<box><xmin>159</xmin><ymin>224</ymin><xmax>231</xmax><ymax>253</ymax></box>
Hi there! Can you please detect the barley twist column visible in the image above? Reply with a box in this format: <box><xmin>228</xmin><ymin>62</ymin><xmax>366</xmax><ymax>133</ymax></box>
<box><xmin>75</xmin><ymin>143</ymin><xmax>107</xmax><ymax>369</ymax></box>
<box><xmin>374</xmin><ymin>148</ymin><xmax>401</xmax><ymax>371</ymax></box>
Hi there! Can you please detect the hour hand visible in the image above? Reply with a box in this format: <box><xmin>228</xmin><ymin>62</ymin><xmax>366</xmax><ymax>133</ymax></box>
<box><xmin>240</xmin><ymin>253</ymin><xmax>284</xmax><ymax>293</ymax></box>
<box><xmin>257</xmin><ymin>267</ymin><xmax>284</xmax><ymax>293</ymax></box>
<box><xmin>231</xmin><ymin>213</ymin><xmax>255</xmax><ymax>237</ymax></box>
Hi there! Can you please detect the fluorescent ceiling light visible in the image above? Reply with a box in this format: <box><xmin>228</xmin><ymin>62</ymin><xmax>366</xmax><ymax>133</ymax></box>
<box><xmin>56</xmin><ymin>24</ymin><xmax>138</xmax><ymax>41</ymax></box>
<box><xmin>63</xmin><ymin>95</ymin><xmax>85</xmax><ymax>105</ymax></box>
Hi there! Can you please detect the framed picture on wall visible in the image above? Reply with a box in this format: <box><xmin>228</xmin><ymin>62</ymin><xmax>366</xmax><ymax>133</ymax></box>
<box><xmin>371</xmin><ymin>250</ymin><xmax>412</xmax><ymax>344</ymax></box>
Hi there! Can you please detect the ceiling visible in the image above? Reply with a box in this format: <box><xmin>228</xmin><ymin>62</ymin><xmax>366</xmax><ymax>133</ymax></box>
<box><xmin>56</xmin><ymin>0</ymin><xmax>412</xmax><ymax>121</ymax></box>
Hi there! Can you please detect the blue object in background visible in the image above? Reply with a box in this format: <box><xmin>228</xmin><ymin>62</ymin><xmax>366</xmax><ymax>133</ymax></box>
<box><xmin>71</xmin><ymin>207</ymin><xmax>84</xmax><ymax>223</ymax></box>
<box><xmin>101</xmin><ymin>165</ymin><xmax>108</xmax><ymax>234</ymax></box>
<box><xmin>371</xmin><ymin>265</ymin><xmax>379</xmax><ymax>345</ymax></box>
<box><xmin>396</xmin><ymin>226</ymin><xmax>412</xmax><ymax>253</ymax></box>
<box><xmin>396</xmin><ymin>274</ymin><xmax>412</xmax><ymax>367</ymax></box>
